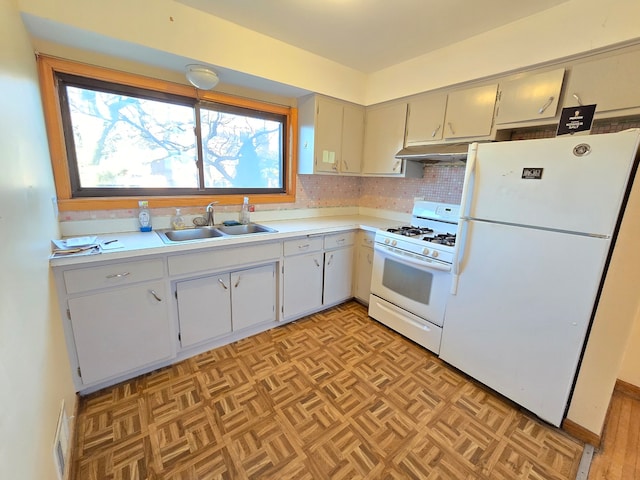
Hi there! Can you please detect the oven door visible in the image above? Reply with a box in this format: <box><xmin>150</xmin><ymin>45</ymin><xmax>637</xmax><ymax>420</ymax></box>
<box><xmin>370</xmin><ymin>242</ymin><xmax>451</xmax><ymax>327</ymax></box>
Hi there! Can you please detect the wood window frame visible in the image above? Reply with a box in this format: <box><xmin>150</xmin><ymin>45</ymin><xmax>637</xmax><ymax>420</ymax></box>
<box><xmin>37</xmin><ymin>55</ymin><xmax>298</xmax><ymax>212</ymax></box>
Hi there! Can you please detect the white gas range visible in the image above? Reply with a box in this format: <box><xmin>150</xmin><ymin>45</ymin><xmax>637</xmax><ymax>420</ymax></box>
<box><xmin>368</xmin><ymin>201</ymin><xmax>460</xmax><ymax>354</ymax></box>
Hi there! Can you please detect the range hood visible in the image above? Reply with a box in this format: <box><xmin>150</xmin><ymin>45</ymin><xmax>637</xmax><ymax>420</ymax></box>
<box><xmin>395</xmin><ymin>143</ymin><xmax>472</xmax><ymax>164</ymax></box>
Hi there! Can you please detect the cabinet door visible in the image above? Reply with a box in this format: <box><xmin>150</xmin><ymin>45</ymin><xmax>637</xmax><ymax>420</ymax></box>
<box><xmin>444</xmin><ymin>84</ymin><xmax>498</xmax><ymax>139</ymax></box>
<box><xmin>283</xmin><ymin>253</ymin><xmax>323</xmax><ymax>320</ymax></box>
<box><xmin>495</xmin><ymin>69</ymin><xmax>565</xmax><ymax>124</ymax></box>
<box><xmin>341</xmin><ymin>103</ymin><xmax>365</xmax><ymax>173</ymax></box>
<box><xmin>354</xmin><ymin>246</ymin><xmax>374</xmax><ymax>304</ymax></box>
<box><xmin>362</xmin><ymin>103</ymin><xmax>407</xmax><ymax>175</ymax></box>
<box><xmin>405</xmin><ymin>92</ymin><xmax>448</xmax><ymax>145</ymax></box>
<box><xmin>563</xmin><ymin>49</ymin><xmax>640</xmax><ymax>113</ymax></box>
<box><xmin>68</xmin><ymin>281</ymin><xmax>173</xmax><ymax>385</ymax></box>
<box><xmin>176</xmin><ymin>273</ymin><xmax>232</xmax><ymax>348</ymax></box>
<box><xmin>315</xmin><ymin>97</ymin><xmax>344</xmax><ymax>173</ymax></box>
<box><xmin>323</xmin><ymin>246</ymin><xmax>355</xmax><ymax>306</ymax></box>
<box><xmin>231</xmin><ymin>264</ymin><xmax>276</xmax><ymax>330</ymax></box>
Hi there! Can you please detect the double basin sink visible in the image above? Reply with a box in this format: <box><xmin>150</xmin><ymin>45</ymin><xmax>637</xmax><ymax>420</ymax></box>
<box><xmin>157</xmin><ymin>223</ymin><xmax>277</xmax><ymax>244</ymax></box>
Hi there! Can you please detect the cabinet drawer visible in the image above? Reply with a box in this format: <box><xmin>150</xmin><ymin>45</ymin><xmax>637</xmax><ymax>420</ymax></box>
<box><xmin>168</xmin><ymin>242</ymin><xmax>282</xmax><ymax>276</ymax></box>
<box><xmin>324</xmin><ymin>231</ymin><xmax>355</xmax><ymax>250</ymax></box>
<box><xmin>359</xmin><ymin>231</ymin><xmax>375</xmax><ymax>248</ymax></box>
<box><xmin>63</xmin><ymin>259</ymin><xmax>164</xmax><ymax>294</ymax></box>
<box><xmin>283</xmin><ymin>236</ymin><xmax>323</xmax><ymax>256</ymax></box>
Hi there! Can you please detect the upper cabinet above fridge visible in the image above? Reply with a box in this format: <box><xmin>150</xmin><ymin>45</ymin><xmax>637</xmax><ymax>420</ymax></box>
<box><xmin>494</xmin><ymin>68</ymin><xmax>565</xmax><ymax>125</ymax></box>
<box><xmin>562</xmin><ymin>48</ymin><xmax>640</xmax><ymax>116</ymax></box>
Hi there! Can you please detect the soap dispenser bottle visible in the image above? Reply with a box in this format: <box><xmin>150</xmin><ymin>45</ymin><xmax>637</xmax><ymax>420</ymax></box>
<box><xmin>240</xmin><ymin>197</ymin><xmax>251</xmax><ymax>225</ymax></box>
<box><xmin>138</xmin><ymin>200</ymin><xmax>152</xmax><ymax>232</ymax></box>
<box><xmin>171</xmin><ymin>208</ymin><xmax>185</xmax><ymax>230</ymax></box>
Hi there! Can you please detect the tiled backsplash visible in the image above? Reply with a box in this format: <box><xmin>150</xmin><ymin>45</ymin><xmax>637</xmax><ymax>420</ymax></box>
<box><xmin>58</xmin><ymin>117</ymin><xmax>640</xmax><ymax>224</ymax></box>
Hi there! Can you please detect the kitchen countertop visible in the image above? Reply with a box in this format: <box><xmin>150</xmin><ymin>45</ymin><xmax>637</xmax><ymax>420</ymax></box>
<box><xmin>49</xmin><ymin>214</ymin><xmax>397</xmax><ymax>267</ymax></box>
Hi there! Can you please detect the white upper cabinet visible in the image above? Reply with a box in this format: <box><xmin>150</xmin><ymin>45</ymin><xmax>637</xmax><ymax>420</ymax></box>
<box><xmin>562</xmin><ymin>48</ymin><xmax>640</xmax><ymax>115</ymax></box>
<box><xmin>495</xmin><ymin>69</ymin><xmax>565</xmax><ymax>124</ymax></box>
<box><xmin>362</xmin><ymin>102</ymin><xmax>423</xmax><ymax>177</ymax></box>
<box><xmin>341</xmin><ymin>103</ymin><xmax>365</xmax><ymax>173</ymax></box>
<box><xmin>405</xmin><ymin>92</ymin><xmax>448</xmax><ymax>145</ymax></box>
<box><xmin>298</xmin><ymin>94</ymin><xmax>364</xmax><ymax>174</ymax></box>
<box><xmin>443</xmin><ymin>84</ymin><xmax>498</xmax><ymax>139</ymax></box>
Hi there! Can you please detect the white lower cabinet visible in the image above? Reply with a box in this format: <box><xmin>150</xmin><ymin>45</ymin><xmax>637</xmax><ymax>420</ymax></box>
<box><xmin>176</xmin><ymin>264</ymin><xmax>276</xmax><ymax>348</ymax></box>
<box><xmin>354</xmin><ymin>231</ymin><xmax>375</xmax><ymax>304</ymax></box>
<box><xmin>323</xmin><ymin>232</ymin><xmax>355</xmax><ymax>305</ymax></box>
<box><xmin>67</xmin><ymin>280</ymin><xmax>173</xmax><ymax>385</ymax></box>
<box><xmin>282</xmin><ymin>237</ymin><xmax>324</xmax><ymax>320</ymax></box>
<box><xmin>231</xmin><ymin>264</ymin><xmax>277</xmax><ymax>330</ymax></box>
<box><xmin>175</xmin><ymin>273</ymin><xmax>232</xmax><ymax>348</ymax></box>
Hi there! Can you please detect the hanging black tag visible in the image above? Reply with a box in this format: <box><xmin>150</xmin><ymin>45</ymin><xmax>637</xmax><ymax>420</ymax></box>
<box><xmin>556</xmin><ymin>104</ymin><xmax>596</xmax><ymax>136</ymax></box>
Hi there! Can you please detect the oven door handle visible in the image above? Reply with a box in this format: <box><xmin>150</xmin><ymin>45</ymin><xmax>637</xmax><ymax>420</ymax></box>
<box><xmin>374</xmin><ymin>244</ymin><xmax>451</xmax><ymax>272</ymax></box>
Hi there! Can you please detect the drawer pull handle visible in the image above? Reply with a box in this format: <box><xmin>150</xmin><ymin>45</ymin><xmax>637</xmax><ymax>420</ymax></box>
<box><xmin>218</xmin><ymin>278</ymin><xmax>228</xmax><ymax>290</ymax></box>
<box><xmin>149</xmin><ymin>290</ymin><xmax>162</xmax><ymax>302</ymax></box>
<box><xmin>336</xmin><ymin>238</ymin><xmax>345</xmax><ymax>244</ymax></box>
<box><xmin>447</xmin><ymin>122</ymin><xmax>455</xmax><ymax>135</ymax></box>
<box><xmin>298</xmin><ymin>244</ymin><xmax>310</xmax><ymax>250</ymax></box>
<box><xmin>431</xmin><ymin>124</ymin><xmax>441</xmax><ymax>138</ymax></box>
<box><xmin>538</xmin><ymin>96</ymin><xmax>554</xmax><ymax>114</ymax></box>
<box><xmin>572</xmin><ymin>93</ymin><xmax>584</xmax><ymax>106</ymax></box>
<box><xmin>234</xmin><ymin>276</ymin><xmax>241</xmax><ymax>288</ymax></box>
<box><xmin>327</xmin><ymin>253</ymin><xmax>334</xmax><ymax>266</ymax></box>
<box><xmin>106</xmin><ymin>272</ymin><xmax>130</xmax><ymax>279</ymax></box>
<box><xmin>314</xmin><ymin>259</ymin><xmax>320</xmax><ymax>267</ymax></box>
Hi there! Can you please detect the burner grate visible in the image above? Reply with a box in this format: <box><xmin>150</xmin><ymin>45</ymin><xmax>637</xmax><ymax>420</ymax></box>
<box><xmin>424</xmin><ymin>233</ymin><xmax>456</xmax><ymax>246</ymax></box>
<box><xmin>386</xmin><ymin>226</ymin><xmax>434</xmax><ymax>237</ymax></box>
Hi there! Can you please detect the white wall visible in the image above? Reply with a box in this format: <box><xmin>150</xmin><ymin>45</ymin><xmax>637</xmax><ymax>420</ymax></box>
<box><xmin>618</xmin><ymin>307</ymin><xmax>640</xmax><ymax>386</ymax></box>
<box><xmin>17</xmin><ymin>0</ymin><xmax>640</xmax><ymax>106</ymax></box>
<box><xmin>366</xmin><ymin>0</ymin><xmax>640</xmax><ymax>104</ymax></box>
<box><xmin>0</xmin><ymin>0</ymin><xmax>76</xmax><ymax>479</ymax></box>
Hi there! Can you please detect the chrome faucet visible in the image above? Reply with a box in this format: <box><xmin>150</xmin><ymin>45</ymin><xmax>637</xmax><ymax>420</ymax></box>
<box><xmin>205</xmin><ymin>202</ymin><xmax>217</xmax><ymax>226</ymax></box>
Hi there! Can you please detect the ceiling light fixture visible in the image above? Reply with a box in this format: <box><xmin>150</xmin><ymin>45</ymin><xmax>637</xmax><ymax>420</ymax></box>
<box><xmin>185</xmin><ymin>64</ymin><xmax>220</xmax><ymax>90</ymax></box>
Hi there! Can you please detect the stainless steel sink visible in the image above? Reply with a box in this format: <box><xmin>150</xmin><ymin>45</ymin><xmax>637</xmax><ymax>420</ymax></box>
<box><xmin>156</xmin><ymin>227</ymin><xmax>225</xmax><ymax>243</ymax></box>
<box><xmin>156</xmin><ymin>223</ymin><xmax>277</xmax><ymax>243</ymax></box>
<box><xmin>215</xmin><ymin>224</ymin><xmax>277</xmax><ymax>235</ymax></box>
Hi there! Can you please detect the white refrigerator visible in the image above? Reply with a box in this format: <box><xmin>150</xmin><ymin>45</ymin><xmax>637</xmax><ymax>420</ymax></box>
<box><xmin>439</xmin><ymin>129</ymin><xmax>640</xmax><ymax>427</ymax></box>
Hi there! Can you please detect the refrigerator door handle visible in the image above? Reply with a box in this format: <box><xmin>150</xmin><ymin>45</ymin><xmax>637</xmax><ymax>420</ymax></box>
<box><xmin>451</xmin><ymin>143</ymin><xmax>478</xmax><ymax>294</ymax></box>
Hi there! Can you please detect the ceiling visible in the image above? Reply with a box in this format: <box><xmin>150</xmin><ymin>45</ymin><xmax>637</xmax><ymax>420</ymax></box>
<box><xmin>176</xmin><ymin>0</ymin><xmax>571</xmax><ymax>73</ymax></box>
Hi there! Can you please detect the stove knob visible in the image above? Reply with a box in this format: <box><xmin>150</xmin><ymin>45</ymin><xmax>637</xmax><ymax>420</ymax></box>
<box><xmin>432</xmin><ymin>251</ymin><xmax>439</xmax><ymax>258</ymax></box>
<box><xmin>384</xmin><ymin>238</ymin><xmax>390</xmax><ymax>245</ymax></box>
<box><xmin>422</xmin><ymin>248</ymin><xmax>430</xmax><ymax>255</ymax></box>
<box><xmin>391</xmin><ymin>240</ymin><xmax>397</xmax><ymax>247</ymax></box>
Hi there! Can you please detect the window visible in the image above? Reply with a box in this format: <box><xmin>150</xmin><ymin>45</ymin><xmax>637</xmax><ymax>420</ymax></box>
<box><xmin>38</xmin><ymin>56</ymin><xmax>297</xmax><ymax>211</ymax></box>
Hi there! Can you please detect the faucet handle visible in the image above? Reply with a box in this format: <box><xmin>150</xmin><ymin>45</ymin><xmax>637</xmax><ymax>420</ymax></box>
<box><xmin>206</xmin><ymin>201</ymin><xmax>218</xmax><ymax>211</ymax></box>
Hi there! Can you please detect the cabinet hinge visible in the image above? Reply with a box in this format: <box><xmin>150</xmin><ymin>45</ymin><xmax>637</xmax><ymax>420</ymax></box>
<box><xmin>281</xmin><ymin>265</ymin><xmax>284</xmax><ymax>274</ymax></box>
<box><xmin>77</xmin><ymin>366</ymin><xmax>81</xmax><ymax>378</ymax></box>
<box><xmin>175</xmin><ymin>290</ymin><xmax>178</xmax><ymax>300</ymax></box>
<box><xmin>178</xmin><ymin>332</ymin><xmax>181</xmax><ymax>342</ymax></box>
<box><xmin>66</xmin><ymin>308</ymin><xmax>71</xmax><ymax>320</ymax></box>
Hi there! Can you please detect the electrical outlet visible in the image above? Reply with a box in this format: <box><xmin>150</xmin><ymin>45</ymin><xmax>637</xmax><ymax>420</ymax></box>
<box><xmin>51</xmin><ymin>196</ymin><xmax>59</xmax><ymax>219</ymax></box>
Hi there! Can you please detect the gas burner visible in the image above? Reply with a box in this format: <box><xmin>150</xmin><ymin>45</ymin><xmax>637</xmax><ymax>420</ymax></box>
<box><xmin>386</xmin><ymin>226</ymin><xmax>434</xmax><ymax>237</ymax></box>
<box><xmin>424</xmin><ymin>233</ymin><xmax>456</xmax><ymax>247</ymax></box>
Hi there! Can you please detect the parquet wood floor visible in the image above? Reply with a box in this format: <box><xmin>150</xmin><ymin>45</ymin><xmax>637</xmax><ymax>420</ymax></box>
<box><xmin>71</xmin><ymin>301</ymin><xmax>584</xmax><ymax>479</ymax></box>
<box><xmin>588</xmin><ymin>388</ymin><xmax>640</xmax><ymax>480</ymax></box>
